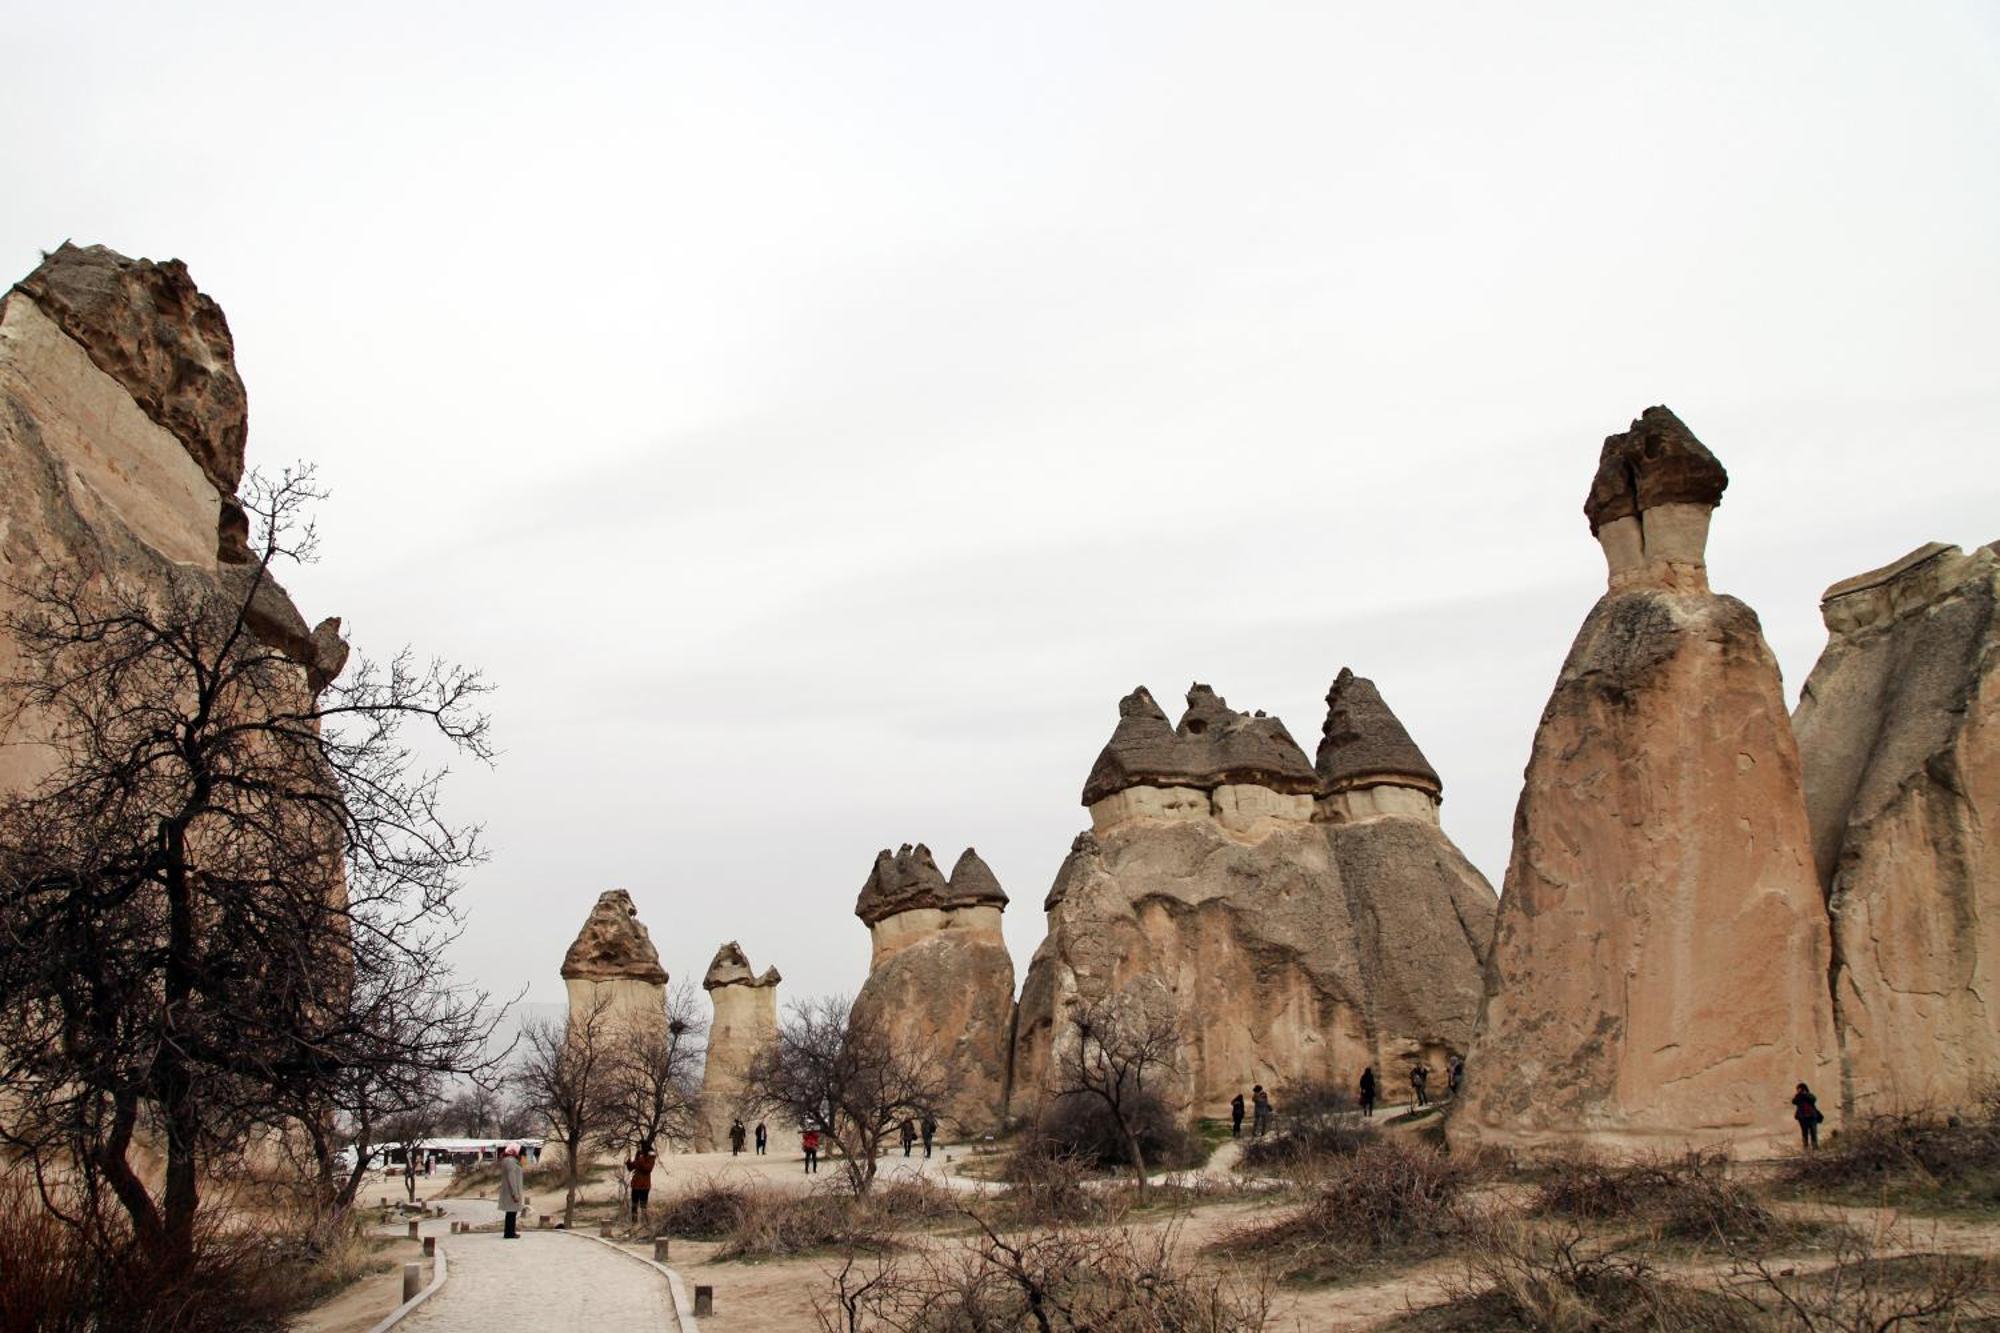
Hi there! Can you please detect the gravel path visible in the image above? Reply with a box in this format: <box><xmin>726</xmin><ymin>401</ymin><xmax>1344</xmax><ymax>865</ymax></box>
<box><xmin>399</xmin><ymin>1230</ymin><xmax>678</xmax><ymax>1331</ymax></box>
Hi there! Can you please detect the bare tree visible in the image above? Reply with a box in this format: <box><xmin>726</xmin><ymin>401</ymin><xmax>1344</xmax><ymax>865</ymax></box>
<box><xmin>0</xmin><ymin>468</ymin><xmax>496</xmax><ymax>1274</ymax></box>
<box><xmin>443</xmin><ymin>1081</ymin><xmax>504</xmax><ymax>1138</ymax></box>
<box><xmin>748</xmin><ymin>996</ymin><xmax>945</xmax><ymax>1197</ymax></box>
<box><xmin>515</xmin><ymin>993</ymin><xmax>618</xmax><ymax>1227</ymax></box>
<box><xmin>604</xmin><ymin>982</ymin><xmax>706</xmax><ymax>1155</ymax></box>
<box><xmin>1047</xmin><ymin>992</ymin><xmax>1182</xmax><ymax>1197</ymax></box>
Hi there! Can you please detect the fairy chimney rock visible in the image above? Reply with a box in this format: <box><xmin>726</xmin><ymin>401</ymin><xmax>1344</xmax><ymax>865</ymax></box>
<box><xmin>698</xmin><ymin>941</ymin><xmax>780</xmax><ymax>1149</ymax></box>
<box><xmin>1583</xmin><ymin>405</ymin><xmax>1728</xmax><ymax>591</ymax></box>
<box><xmin>560</xmin><ymin>890</ymin><xmax>668</xmax><ymax>1037</ymax></box>
<box><xmin>1455</xmin><ymin>408</ymin><xmax>1837</xmax><ymax>1158</ymax></box>
<box><xmin>851</xmin><ymin>846</ymin><xmax>1015</xmax><ymax>1128</ymax></box>
<box><xmin>1794</xmin><ymin>539</ymin><xmax>2000</xmax><ymax>1113</ymax></box>
<box><xmin>1315</xmin><ymin>668</ymin><xmax>1443</xmax><ymax>824</ymax></box>
<box><xmin>1083</xmin><ymin>684</ymin><xmax>1318</xmax><ymax>835</ymax></box>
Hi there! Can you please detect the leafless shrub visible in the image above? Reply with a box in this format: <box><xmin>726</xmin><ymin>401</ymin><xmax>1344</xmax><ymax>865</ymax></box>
<box><xmin>1215</xmin><ymin>1139</ymin><xmax>1473</xmax><ymax>1279</ymax></box>
<box><xmin>713</xmin><ymin>1186</ymin><xmax>897</xmax><ymax>1261</ymax></box>
<box><xmin>1237</xmin><ymin>1079</ymin><xmax>1373</xmax><ymax>1171</ymax></box>
<box><xmin>1535</xmin><ymin>1149</ymin><xmax>1781</xmax><ymax>1244</ymax></box>
<box><xmin>995</xmin><ymin>1142</ymin><xmax>1114</xmax><ymax>1226</ymax></box>
<box><xmin>816</xmin><ymin>1213</ymin><xmax>1271</xmax><ymax>1332</ymax></box>
<box><xmin>653</xmin><ymin>1177</ymin><xmax>754</xmax><ymax>1239</ymax></box>
<box><xmin>1781</xmin><ymin>1101</ymin><xmax>2000</xmax><ymax>1211</ymax></box>
<box><xmin>1728</xmin><ymin>1234</ymin><xmax>1999</xmax><ymax>1330</ymax></box>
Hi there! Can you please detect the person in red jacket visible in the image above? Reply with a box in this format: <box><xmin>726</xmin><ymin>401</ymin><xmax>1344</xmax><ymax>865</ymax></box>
<box><xmin>801</xmin><ymin>1128</ymin><xmax>821</xmax><ymax>1174</ymax></box>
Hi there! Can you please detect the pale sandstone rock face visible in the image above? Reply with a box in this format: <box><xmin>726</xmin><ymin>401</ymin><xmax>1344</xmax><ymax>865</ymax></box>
<box><xmin>1455</xmin><ymin>407</ymin><xmax>1838</xmax><ymax>1158</ymax></box>
<box><xmin>851</xmin><ymin>847</ymin><xmax>1015</xmax><ymax>1129</ymax></box>
<box><xmin>0</xmin><ymin>247</ymin><xmax>346</xmax><ymax>800</ymax></box>
<box><xmin>697</xmin><ymin>942</ymin><xmax>780</xmax><ymax>1150</ymax></box>
<box><xmin>1794</xmin><ymin>541</ymin><xmax>2000</xmax><ymax>1114</ymax></box>
<box><xmin>1015</xmin><ymin>680</ymin><xmax>1492</xmax><ymax>1119</ymax></box>
<box><xmin>560</xmin><ymin>890</ymin><xmax>669</xmax><ymax>1039</ymax></box>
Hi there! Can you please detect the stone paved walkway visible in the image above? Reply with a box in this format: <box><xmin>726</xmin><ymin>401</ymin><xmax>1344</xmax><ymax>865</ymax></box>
<box><xmin>399</xmin><ymin>1230</ymin><xmax>678</xmax><ymax>1331</ymax></box>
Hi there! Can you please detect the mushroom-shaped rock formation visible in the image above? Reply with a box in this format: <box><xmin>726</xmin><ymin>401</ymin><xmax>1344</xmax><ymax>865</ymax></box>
<box><xmin>1</xmin><ymin>243</ymin><xmax>348</xmax><ymax>803</ymax></box>
<box><xmin>1082</xmin><ymin>684</ymin><xmax>1319</xmax><ymax>834</ymax></box>
<box><xmin>1794</xmin><ymin>540</ymin><xmax>2000</xmax><ymax>1114</ymax></box>
<box><xmin>697</xmin><ymin>942</ymin><xmax>781</xmax><ymax>1150</ymax></box>
<box><xmin>1455</xmin><ymin>408</ymin><xmax>1838</xmax><ymax>1157</ymax></box>
<box><xmin>1316</xmin><ymin>667</ymin><xmax>1443</xmax><ymax>822</ymax></box>
<box><xmin>1014</xmin><ymin>681</ymin><xmax>1407</xmax><ymax>1120</ymax></box>
<box><xmin>851</xmin><ymin>846</ymin><xmax>1015</xmax><ymax>1128</ymax></box>
<box><xmin>560</xmin><ymin>890</ymin><xmax>669</xmax><ymax>1042</ymax></box>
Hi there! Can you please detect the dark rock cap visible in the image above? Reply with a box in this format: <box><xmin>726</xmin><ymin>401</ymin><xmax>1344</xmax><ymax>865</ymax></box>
<box><xmin>1080</xmin><ymin>683</ymin><xmax>1316</xmax><ymax>806</ymax></box>
<box><xmin>15</xmin><ymin>242</ymin><xmax>247</xmax><ymax>498</ymax></box>
<box><xmin>560</xmin><ymin>889</ymin><xmax>669</xmax><ymax>984</ymax></box>
<box><xmin>703</xmin><ymin>940</ymin><xmax>780</xmax><ymax>989</ymax></box>
<box><xmin>941</xmin><ymin>847</ymin><xmax>1009</xmax><ymax>911</ymax></box>
<box><xmin>1316</xmin><ymin>668</ymin><xmax>1442</xmax><ymax>796</ymax></box>
<box><xmin>1583</xmin><ymin>406</ymin><xmax>1728</xmax><ymax>536</ymax></box>
<box><xmin>855</xmin><ymin>843</ymin><xmax>950</xmax><ymax>925</ymax></box>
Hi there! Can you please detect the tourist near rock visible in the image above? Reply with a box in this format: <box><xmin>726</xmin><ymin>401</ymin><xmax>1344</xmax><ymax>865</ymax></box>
<box><xmin>0</xmin><ymin>242</ymin><xmax>347</xmax><ymax>795</ymax></box>
<box><xmin>697</xmin><ymin>940</ymin><xmax>781</xmax><ymax>1150</ymax></box>
<box><xmin>1793</xmin><ymin>540</ymin><xmax>2000</xmax><ymax>1114</ymax></box>
<box><xmin>1316</xmin><ymin>669</ymin><xmax>1498</xmax><ymax>1070</ymax></box>
<box><xmin>850</xmin><ymin>843</ymin><xmax>1014</xmax><ymax>1128</ymax></box>
<box><xmin>1454</xmin><ymin>407</ymin><xmax>1839</xmax><ymax>1157</ymax></box>
<box><xmin>559</xmin><ymin>889</ymin><xmax>670</xmax><ymax>1039</ymax></box>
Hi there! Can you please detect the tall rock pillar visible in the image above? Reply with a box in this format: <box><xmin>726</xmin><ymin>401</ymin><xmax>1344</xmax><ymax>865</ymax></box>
<box><xmin>1794</xmin><ymin>541</ymin><xmax>2000</xmax><ymax>1113</ymax></box>
<box><xmin>1454</xmin><ymin>407</ymin><xmax>1838</xmax><ymax>1157</ymax></box>
<box><xmin>697</xmin><ymin>942</ymin><xmax>781</xmax><ymax>1150</ymax></box>
<box><xmin>559</xmin><ymin>890</ymin><xmax>669</xmax><ymax>1041</ymax></box>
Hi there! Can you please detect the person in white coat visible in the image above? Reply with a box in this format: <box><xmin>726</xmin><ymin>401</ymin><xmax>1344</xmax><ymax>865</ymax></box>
<box><xmin>497</xmin><ymin>1143</ymin><xmax>525</xmax><ymax>1239</ymax></box>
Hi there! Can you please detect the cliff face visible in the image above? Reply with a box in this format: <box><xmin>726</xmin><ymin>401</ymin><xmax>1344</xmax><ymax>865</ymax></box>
<box><xmin>1794</xmin><ymin>541</ymin><xmax>2000</xmax><ymax>1114</ymax></box>
<box><xmin>850</xmin><ymin>845</ymin><xmax>1014</xmax><ymax>1130</ymax></box>
<box><xmin>1454</xmin><ymin>408</ymin><xmax>1839</xmax><ymax>1157</ymax></box>
<box><xmin>0</xmin><ymin>242</ymin><xmax>345</xmax><ymax>796</ymax></box>
<box><xmin>697</xmin><ymin>941</ymin><xmax>780</xmax><ymax>1150</ymax></box>
<box><xmin>1011</xmin><ymin>678</ymin><xmax>1494</xmax><ymax>1120</ymax></box>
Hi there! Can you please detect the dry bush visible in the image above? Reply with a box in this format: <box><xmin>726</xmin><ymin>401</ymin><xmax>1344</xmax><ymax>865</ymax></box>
<box><xmin>1728</xmin><ymin>1234</ymin><xmax>2000</xmax><ymax>1330</ymax></box>
<box><xmin>817</xmin><ymin>1215</ymin><xmax>1270</xmax><ymax>1332</ymax></box>
<box><xmin>1214</xmin><ymin>1140</ymin><xmax>1473</xmax><ymax>1280</ymax></box>
<box><xmin>653</xmin><ymin>1177</ymin><xmax>754</xmax><ymax>1239</ymax></box>
<box><xmin>997</xmin><ymin>1142</ymin><xmax>1116</xmax><ymax>1226</ymax></box>
<box><xmin>1782</xmin><ymin>1102</ymin><xmax>2000</xmax><ymax>1211</ymax></box>
<box><xmin>1026</xmin><ymin>1090</ymin><xmax>1206</xmax><ymax>1175</ymax></box>
<box><xmin>713</xmin><ymin>1187</ymin><xmax>895</xmax><ymax>1261</ymax></box>
<box><xmin>1535</xmin><ymin>1149</ymin><xmax>1781</xmax><ymax>1244</ymax></box>
<box><xmin>1395</xmin><ymin>1221</ymin><xmax>1754</xmax><ymax>1332</ymax></box>
<box><xmin>871</xmin><ymin>1176</ymin><xmax>964</xmax><ymax>1226</ymax></box>
<box><xmin>1237</xmin><ymin>1080</ymin><xmax>1375</xmax><ymax>1172</ymax></box>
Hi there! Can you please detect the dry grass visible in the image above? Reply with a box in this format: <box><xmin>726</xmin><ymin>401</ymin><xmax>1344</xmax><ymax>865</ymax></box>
<box><xmin>1780</xmin><ymin>1098</ymin><xmax>2000</xmax><ymax>1214</ymax></box>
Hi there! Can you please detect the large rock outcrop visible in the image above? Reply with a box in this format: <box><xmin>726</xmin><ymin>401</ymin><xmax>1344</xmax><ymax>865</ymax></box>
<box><xmin>850</xmin><ymin>844</ymin><xmax>1015</xmax><ymax>1129</ymax></box>
<box><xmin>1013</xmin><ymin>679</ymin><xmax>1493</xmax><ymax>1120</ymax></box>
<box><xmin>0</xmin><ymin>243</ymin><xmax>346</xmax><ymax>795</ymax></box>
<box><xmin>559</xmin><ymin>890</ymin><xmax>669</xmax><ymax>1039</ymax></box>
<box><xmin>697</xmin><ymin>942</ymin><xmax>781</xmax><ymax>1150</ymax></box>
<box><xmin>1454</xmin><ymin>407</ymin><xmax>1839</xmax><ymax>1157</ymax></box>
<box><xmin>1794</xmin><ymin>541</ymin><xmax>2000</xmax><ymax>1114</ymax></box>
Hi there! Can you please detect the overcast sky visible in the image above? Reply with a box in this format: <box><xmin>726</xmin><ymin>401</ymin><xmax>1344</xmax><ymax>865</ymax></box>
<box><xmin>5</xmin><ymin>2</ymin><xmax>1996</xmax><ymax>1013</ymax></box>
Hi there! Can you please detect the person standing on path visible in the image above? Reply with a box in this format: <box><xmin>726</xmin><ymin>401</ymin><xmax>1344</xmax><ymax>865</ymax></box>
<box><xmin>1251</xmin><ymin>1085</ymin><xmax>1273</xmax><ymax>1136</ymax></box>
<box><xmin>755</xmin><ymin>1121</ymin><xmax>768</xmax><ymax>1155</ymax></box>
<box><xmin>497</xmin><ymin>1143</ymin><xmax>525</xmax><ymax>1239</ymax></box>
<box><xmin>921</xmin><ymin>1116</ymin><xmax>936</xmax><ymax>1158</ymax></box>
<box><xmin>1410</xmin><ymin>1064</ymin><xmax>1430</xmax><ymax>1108</ymax></box>
<box><xmin>729</xmin><ymin>1119</ymin><xmax>747</xmax><ymax>1156</ymax></box>
<box><xmin>624</xmin><ymin>1141</ymin><xmax>657</xmax><ymax>1223</ymax></box>
<box><xmin>1792</xmin><ymin>1082</ymin><xmax>1824</xmax><ymax>1149</ymax></box>
<box><xmin>1230</xmin><ymin>1091</ymin><xmax>1245</xmax><ymax>1138</ymax></box>
<box><xmin>1359</xmin><ymin>1067</ymin><xmax>1376</xmax><ymax>1118</ymax></box>
<box><xmin>1447</xmin><ymin>1054</ymin><xmax>1465</xmax><ymax>1099</ymax></box>
<box><xmin>802</xmin><ymin>1128</ymin><xmax>820</xmax><ymax>1174</ymax></box>
<box><xmin>900</xmin><ymin>1119</ymin><xmax>917</xmax><ymax>1157</ymax></box>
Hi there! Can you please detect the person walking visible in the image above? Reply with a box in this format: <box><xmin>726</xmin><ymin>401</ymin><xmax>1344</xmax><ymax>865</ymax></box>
<box><xmin>1230</xmin><ymin>1091</ymin><xmax>1246</xmax><ymax>1138</ymax></box>
<box><xmin>802</xmin><ymin>1128</ymin><xmax>821</xmax><ymax>1174</ymax></box>
<box><xmin>921</xmin><ymin>1116</ymin><xmax>937</xmax><ymax>1159</ymax></box>
<box><xmin>755</xmin><ymin>1121</ymin><xmax>768</xmax><ymax>1155</ymax></box>
<box><xmin>1251</xmin><ymin>1085</ymin><xmax>1273</xmax><ymax>1136</ymax></box>
<box><xmin>1410</xmin><ymin>1064</ymin><xmax>1431</xmax><ymax>1108</ymax></box>
<box><xmin>729</xmin><ymin>1119</ymin><xmax>747</xmax><ymax>1156</ymax></box>
<box><xmin>1447</xmin><ymin>1054</ymin><xmax>1465</xmax><ymax>1099</ymax></box>
<box><xmin>1359</xmin><ymin>1066</ymin><xmax>1376</xmax><ymax>1118</ymax></box>
<box><xmin>900</xmin><ymin>1118</ymin><xmax>917</xmax><ymax>1157</ymax></box>
<box><xmin>624</xmin><ymin>1140</ymin><xmax>657</xmax><ymax>1223</ymax></box>
<box><xmin>1792</xmin><ymin>1083</ymin><xmax>1824</xmax><ymax>1149</ymax></box>
<box><xmin>497</xmin><ymin>1143</ymin><xmax>525</xmax><ymax>1239</ymax></box>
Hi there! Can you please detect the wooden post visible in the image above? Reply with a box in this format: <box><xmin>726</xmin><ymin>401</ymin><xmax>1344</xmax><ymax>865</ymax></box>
<box><xmin>422</xmin><ymin>1236</ymin><xmax>436</xmax><ymax>1257</ymax></box>
<box><xmin>693</xmin><ymin>1285</ymin><xmax>714</xmax><ymax>1315</ymax></box>
<box><xmin>538</xmin><ymin>1213</ymin><xmax>551</xmax><ymax>1229</ymax></box>
<box><xmin>653</xmin><ymin>1237</ymin><xmax>670</xmax><ymax>1262</ymax></box>
<box><xmin>401</xmin><ymin>1263</ymin><xmax>422</xmax><ymax>1303</ymax></box>
<box><xmin>406</xmin><ymin>1220</ymin><xmax>419</xmax><ymax>1240</ymax></box>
